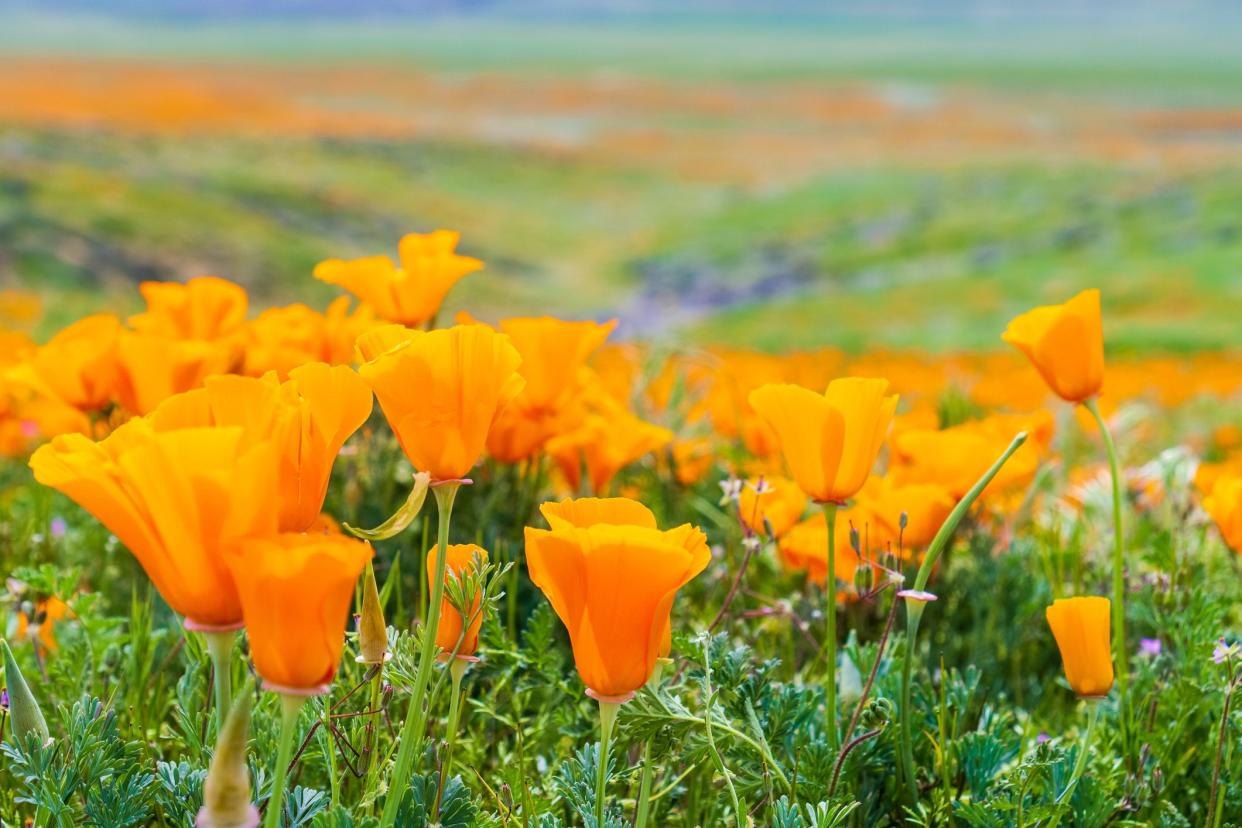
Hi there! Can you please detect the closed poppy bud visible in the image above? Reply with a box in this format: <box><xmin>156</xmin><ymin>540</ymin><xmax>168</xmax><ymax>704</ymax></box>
<box><xmin>196</xmin><ymin>681</ymin><xmax>259</xmax><ymax>828</ymax></box>
<box><xmin>357</xmin><ymin>324</ymin><xmax>525</xmax><ymax>482</ymax></box>
<box><xmin>315</xmin><ymin>230</ymin><xmax>482</xmax><ymax>327</ymax></box>
<box><xmin>356</xmin><ymin>563</ymin><xmax>388</xmax><ymax>666</ymax></box>
<box><xmin>749</xmin><ymin>377</ymin><xmax>898</xmax><ymax>504</ymax></box>
<box><xmin>1002</xmin><ymin>288</ymin><xmax>1104</xmax><ymax>403</ymax></box>
<box><xmin>1046</xmin><ymin>597</ymin><xmax>1114</xmax><ymax>698</ymax></box>
<box><xmin>525</xmin><ymin>497</ymin><xmax>710</xmax><ymax>699</ymax></box>
<box><xmin>738</xmin><ymin>476</ymin><xmax>807</xmax><ymax>539</ymax></box>
<box><xmin>428</xmin><ymin>544</ymin><xmax>489</xmax><ymax>657</ymax></box>
<box><xmin>225</xmin><ymin>533</ymin><xmax>372</xmax><ymax>693</ymax></box>
<box><xmin>30</xmin><ymin>421</ymin><xmax>280</xmax><ymax>629</ymax></box>
<box><xmin>1</xmin><ymin>638</ymin><xmax>49</xmax><ymax>744</ymax></box>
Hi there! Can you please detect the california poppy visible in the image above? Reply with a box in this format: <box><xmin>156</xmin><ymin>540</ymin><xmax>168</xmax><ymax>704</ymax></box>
<box><xmin>1002</xmin><ymin>289</ymin><xmax>1104</xmax><ymax>403</ymax></box>
<box><xmin>428</xmin><ymin>544</ymin><xmax>489</xmax><ymax>658</ymax></box>
<box><xmin>129</xmin><ymin>276</ymin><xmax>249</xmax><ymax>342</ymax></box>
<box><xmin>545</xmin><ymin>391</ymin><xmax>673</xmax><ymax>495</ymax></box>
<box><xmin>315</xmin><ymin>230</ymin><xmax>482</xmax><ymax>327</ymax></box>
<box><xmin>243</xmin><ymin>297</ymin><xmax>375</xmax><ymax>379</ymax></box>
<box><xmin>1203</xmin><ymin>474</ymin><xmax>1242</xmax><ymax>553</ymax></box>
<box><xmin>854</xmin><ymin>476</ymin><xmax>954</xmax><ymax>551</ymax></box>
<box><xmin>226</xmin><ymin>532</ymin><xmax>372</xmax><ymax>692</ymax></box>
<box><xmin>29</xmin><ymin>420</ymin><xmax>279</xmax><ymax>628</ymax></box>
<box><xmin>749</xmin><ymin>378</ymin><xmax>898</xmax><ymax>504</ymax></box>
<box><xmin>149</xmin><ymin>363</ymin><xmax>373</xmax><ymax>531</ymax></box>
<box><xmin>114</xmin><ymin>331</ymin><xmax>241</xmax><ymax>416</ymax></box>
<box><xmin>525</xmin><ymin>497</ymin><xmax>710</xmax><ymax>698</ymax></box>
<box><xmin>11</xmin><ymin>313</ymin><xmax>121</xmax><ymax>413</ymax></box>
<box><xmin>1046</xmin><ymin>597</ymin><xmax>1114</xmax><ymax>697</ymax></box>
<box><xmin>777</xmin><ymin>512</ymin><xmax>863</xmax><ymax>587</ymax></box>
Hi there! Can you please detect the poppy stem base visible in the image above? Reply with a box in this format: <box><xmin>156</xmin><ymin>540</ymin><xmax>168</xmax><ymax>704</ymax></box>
<box><xmin>201</xmin><ymin>630</ymin><xmax>236</xmax><ymax>738</ymax></box>
<box><xmin>262</xmin><ymin>694</ymin><xmax>307</xmax><ymax>828</ymax></box>
<box><xmin>595</xmin><ymin>697</ymin><xmax>622</xmax><ymax>828</ymax></box>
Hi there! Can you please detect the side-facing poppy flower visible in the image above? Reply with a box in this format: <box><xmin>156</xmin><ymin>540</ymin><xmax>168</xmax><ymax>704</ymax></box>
<box><xmin>525</xmin><ymin>497</ymin><xmax>710</xmax><ymax>699</ymax></box>
<box><xmin>357</xmin><ymin>324</ymin><xmax>524</xmax><ymax>481</ymax></box>
<box><xmin>749</xmin><ymin>377</ymin><xmax>898</xmax><ymax>504</ymax></box>
<box><xmin>226</xmin><ymin>533</ymin><xmax>372</xmax><ymax>692</ymax></box>
<box><xmin>129</xmin><ymin>276</ymin><xmax>249</xmax><ymax>342</ymax></box>
<box><xmin>428</xmin><ymin>544</ymin><xmax>489</xmax><ymax>658</ymax></box>
<box><xmin>854</xmin><ymin>476</ymin><xmax>955</xmax><ymax>552</ymax></box>
<box><xmin>1046</xmin><ymin>596</ymin><xmax>1114</xmax><ymax>697</ymax></box>
<box><xmin>9</xmin><ymin>313</ymin><xmax>122</xmax><ymax>413</ymax></box>
<box><xmin>149</xmin><ymin>363</ymin><xmax>373</xmax><ymax>531</ymax></box>
<box><xmin>29</xmin><ymin>420</ymin><xmax>279</xmax><ymax>628</ymax></box>
<box><xmin>1002</xmin><ymin>288</ymin><xmax>1104</xmax><ymax>403</ymax></box>
<box><xmin>545</xmin><ymin>403</ymin><xmax>673</xmax><ymax>496</ymax></box>
<box><xmin>113</xmin><ymin>332</ymin><xmax>241</xmax><ymax>416</ymax></box>
<box><xmin>777</xmin><ymin>511</ymin><xmax>863</xmax><ymax>587</ymax></box>
<box><xmin>243</xmin><ymin>297</ymin><xmax>376</xmax><ymax>379</ymax></box>
<box><xmin>1203</xmin><ymin>474</ymin><xmax>1242</xmax><ymax>553</ymax></box>
<box><xmin>738</xmin><ymin>476</ymin><xmax>808</xmax><ymax>539</ymax></box>
<box><xmin>315</xmin><ymin>230</ymin><xmax>482</xmax><ymax>327</ymax></box>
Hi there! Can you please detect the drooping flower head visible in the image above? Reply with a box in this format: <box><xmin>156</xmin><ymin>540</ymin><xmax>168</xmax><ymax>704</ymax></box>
<box><xmin>226</xmin><ymin>533</ymin><xmax>372</xmax><ymax>692</ymax></box>
<box><xmin>315</xmin><ymin>230</ymin><xmax>482</xmax><ymax>327</ymax></box>
<box><xmin>356</xmin><ymin>324</ymin><xmax>525</xmax><ymax>481</ymax></box>
<box><xmin>1046</xmin><ymin>596</ymin><xmax>1114</xmax><ymax>698</ymax></box>
<box><xmin>29</xmin><ymin>420</ymin><xmax>279</xmax><ymax>628</ymax></box>
<box><xmin>749</xmin><ymin>377</ymin><xmax>898</xmax><ymax>504</ymax></box>
<box><xmin>428</xmin><ymin>544</ymin><xmax>490</xmax><ymax>658</ymax></box>
<box><xmin>1002</xmin><ymin>288</ymin><xmax>1104</xmax><ymax>404</ymax></box>
<box><xmin>525</xmin><ymin>497</ymin><xmax>710</xmax><ymax>698</ymax></box>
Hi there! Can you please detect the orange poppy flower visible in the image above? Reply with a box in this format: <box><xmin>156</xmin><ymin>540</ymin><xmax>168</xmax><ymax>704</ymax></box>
<box><xmin>149</xmin><ymin>364</ymin><xmax>373</xmax><ymax>532</ymax></box>
<box><xmin>749</xmin><ymin>378</ymin><xmax>898</xmax><ymax>504</ymax></box>
<box><xmin>545</xmin><ymin>402</ymin><xmax>673</xmax><ymax>496</ymax></box>
<box><xmin>15</xmin><ymin>597</ymin><xmax>71</xmax><ymax>652</ymax></box>
<box><xmin>1002</xmin><ymin>289</ymin><xmax>1104</xmax><ymax>403</ymax></box>
<box><xmin>29</xmin><ymin>420</ymin><xmax>280</xmax><ymax>628</ymax></box>
<box><xmin>357</xmin><ymin>324</ymin><xmax>525</xmax><ymax>481</ymax></box>
<box><xmin>777</xmin><ymin>512</ymin><xmax>863</xmax><ymax>587</ymax></box>
<box><xmin>243</xmin><ymin>297</ymin><xmax>376</xmax><ymax>379</ymax></box>
<box><xmin>226</xmin><ymin>533</ymin><xmax>372</xmax><ymax>692</ymax></box>
<box><xmin>854</xmin><ymin>476</ymin><xmax>955</xmax><ymax>551</ymax></box>
<box><xmin>738</xmin><ymin>476</ymin><xmax>808</xmax><ymax>539</ymax></box>
<box><xmin>10</xmin><ymin>313</ymin><xmax>122</xmax><ymax>412</ymax></box>
<box><xmin>1203</xmin><ymin>474</ymin><xmax>1242</xmax><ymax>553</ymax></box>
<box><xmin>128</xmin><ymin>276</ymin><xmax>249</xmax><ymax>342</ymax></box>
<box><xmin>525</xmin><ymin>497</ymin><xmax>710</xmax><ymax>698</ymax></box>
<box><xmin>428</xmin><ymin>544</ymin><xmax>489</xmax><ymax>657</ymax></box>
<box><xmin>670</xmin><ymin>436</ymin><xmax>715</xmax><ymax>486</ymax></box>
<box><xmin>114</xmin><ymin>331</ymin><xmax>242</xmax><ymax>416</ymax></box>
<box><xmin>314</xmin><ymin>230</ymin><xmax>482</xmax><ymax>327</ymax></box>
<box><xmin>890</xmin><ymin>414</ymin><xmax>1047</xmax><ymax>501</ymax></box>
<box><xmin>1046</xmin><ymin>597</ymin><xmax>1114</xmax><ymax>697</ymax></box>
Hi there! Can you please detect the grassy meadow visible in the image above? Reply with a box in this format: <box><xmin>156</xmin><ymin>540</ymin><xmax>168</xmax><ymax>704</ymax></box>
<box><xmin>1</xmin><ymin>11</ymin><xmax>1241</xmax><ymax>828</ymax></box>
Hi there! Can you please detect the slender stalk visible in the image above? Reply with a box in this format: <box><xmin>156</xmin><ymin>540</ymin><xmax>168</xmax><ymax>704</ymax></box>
<box><xmin>1047</xmin><ymin>700</ymin><xmax>1100</xmax><ymax>828</ymax></box>
<box><xmin>822</xmin><ymin>501</ymin><xmax>840</xmax><ymax>753</ymax></box>
<box><xmin>899</xmin><ymin>432</ymin><xmax>1028</xmax><ymax>805</ymax></box>
<box><xmin>203</xmin><ymin>631</ymin><xmax>235</xmax><ymax>736</ymax></box>
<box><xmin>362</xmin><ymin>666</ymin><xmax>384</xmax><ymax>807</ymax></box>
<box><xmin>1207</xmin><ymin>667</ymin><xmax>1237</xmax><ymax>828</ymax></box>
<box><xmin>322</xmin><ymin>694</ymin><xmax>339</xmax><ymax>807</ymax></box>
<box><xmin>1084</xmin><ymin>399</ymin><xmax>1129</xmax><ymax>693</ymax></box>
<box><xmin>634</xmin><ymin>659</ymin><xmax>670</xmax><ymax>828</ymax></box>
<box><xmin>433</xmin><ymin>658</ymin><xmax>470</xmax><ymax>822</ymax></box>
<box><xmin>595</xmin><ymin>699</ymin><xmax>620</xmax><ymax>828</ymax></box>
<box><xmin>262</xmin><ymin>694</ymin><xmax>307</xmax><ymax>828</ymax></box>
<box><xmin>380</xmin><ymin>482</ymin><xmax>460</xmax><ymax>828</ymax></box>
<box><xmin>701</xmin><ymin>636</ymin><xmax>744</xmax><ymax>828</ymax></box>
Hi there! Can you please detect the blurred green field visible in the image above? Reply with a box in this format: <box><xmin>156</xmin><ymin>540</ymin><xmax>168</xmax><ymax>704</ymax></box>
<box><xmin>2</xmin><ymin>13</ymin><xmax>1242</xmax><ymax>350</ymax></box>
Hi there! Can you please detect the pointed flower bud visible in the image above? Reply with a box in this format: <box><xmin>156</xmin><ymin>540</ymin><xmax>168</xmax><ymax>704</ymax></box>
<box><xmin>1</xmin><ymin>638</ymin><xmax>49</xmax><ymax>744</ymax></box>
<box><xmin>356</xmin><ymin>562</ymin><xmax>389</xmax><ymax>665</ymax></box>
<box><xmin>196</xmin><ymin>681</ymin><xmax>260</xmax><ymax>828</ymax></box>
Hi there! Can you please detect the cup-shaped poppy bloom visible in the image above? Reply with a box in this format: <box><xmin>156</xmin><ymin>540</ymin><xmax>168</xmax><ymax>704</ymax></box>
<box><xmin>243</xmin><ymin>297</ymin><xmax>376</xmax><ymax>379</ymax></box>
<box><xmin>357</xmin><ymin>324</ymin><xmax>524</xmax><ymax>481</ymax></box>
<box><xmin>525</xmin><ymin>497</ymin><xmax>710</xmax><ymax>698</ymax></box>
<box><xmin>545</xmin><ymin>395</ymin><xmax>673</xmax><ymax>495</ymax></box>
<box><xmin>749</xmin><ymin>377</ymin><xmax>898</xmax><ymax>504</ymax></box>
<box><xmin>315</xmin><ymin>230</ymin><xmax>483</xmax><ymax>327</ymax></box>
<box><xmin>428</xmin><ymin>543</ymin><xmax>490</xmax><ymax>657</ymax></box>
<box><xmin>738</xmin><ymin>476</ymin><xmax>808</xmax><ymax>539</ymax></box>
<box><xmin>129</xmin><ymin>276</ymin><xmax>249</xmax><ymax>342</ymax></box>
<box><xmin>777</xmin><ymin>512</ymin><xmax>863</xmax><ymax>587</ymax></box>
<box><xmin>226</xmin><ymin>533</ymin><xmax>372</xmax><ymax>692</ymax></box>
<box><xmin>29</xmin><ymin>420</ymin><xmax>279</xmax><ymax>628</ymax></box>
<box><xmin>1002</xmin><ymin>288</ymin><xmax>1104</xmax><ymax>403</ymax></box>
<box><xmin>1045</xmin><ymin>597</ymin><xmax>1114</xmax><ymax>697</ymax></box>
<box><xmin>10</xmin><ymin>313</ymin><xmax>122</xmax><ymax>412</ymax></box>
<box><xmin>855</xmin><ymin>476</ymin><xmax>955</xmax><ymax>551</ymax></box>
<box><xmin>149</xmin><ymin>363</ymin><xmax>373</xmax><ymax>531</ymax></box>
<box><xmin>1203</xmin><ymin>474</ymin><xmax>1242</xmax><ymax>553</ymax></box>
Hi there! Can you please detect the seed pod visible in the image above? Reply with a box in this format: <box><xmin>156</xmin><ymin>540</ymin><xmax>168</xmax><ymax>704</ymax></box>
<box><xmin>1</xmin><ymin>639</ymin><xmax>49</xmax><ymax>744</ymax></box>
<box><xmin>853</xmin><ymin>562</ymin><xmax>874</xmax><ymax>595</ymax></box>
<box><xmin>356</xmin><ymin>562</ymin><xmax>388</xmax><ymax>665</ymax></box>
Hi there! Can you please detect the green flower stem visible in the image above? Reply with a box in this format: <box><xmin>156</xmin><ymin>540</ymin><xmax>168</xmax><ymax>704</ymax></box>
<box><xmin>899</xmin><ymin>432</ymin><xmax>1028</xmax><ymax>805</ymax></box>
<box><xmin>1084</xmin><ymin>398</ymin><xmax>1129</xmax><ymax>693</ymax></box>
<box><xmin>634</xmin><ymin>658</ymin><xmax>671</xmax><ymax>828</ymax></box>
<box><xmin>1047</xmin><ymin>700</ymin><xmax>1101</xmax><ymax>828</ymax></box>
<box><xmin>362</xmin><ymin>665</ymin><xmax>385</xmax><ymax>807</ymax></box>
<box><xmin>822</xmin><ymin>501</ymin><xmax>840</xmax><ymax>753</ymax></box>
<box><xmin>596</xmin><ymin>699</ymin><xmax>621</xmax><ymax>828</ymax></box>
<box><xmin>263</xmin><ymin>694</ymin><xmax>307</xmax><ymax>828</ymax></box>
<box><xmin>381</xmin><ymin>481</ymin><xmax>460</xmax><ymax>828</ymax></box>
<box><xmin>203</xmin><ymin>631</ymin><xmax>235</xmax><ymax>736</ymax></box>
<box><xmin>433</xmin><ymin>658</ymin><xmax>470</xmax><ymax>822</ymax></box>
<box><xmin>1207</xmin><ymin>661</ymin><xmax>1237</xmax><ymax>828</ymax></box>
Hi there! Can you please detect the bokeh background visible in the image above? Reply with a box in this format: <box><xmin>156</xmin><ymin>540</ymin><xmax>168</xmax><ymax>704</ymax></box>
<box><xmin>2</xmin><ymin>1</ymin><xmax>1241</xmax><ymax>351</ymax></box>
